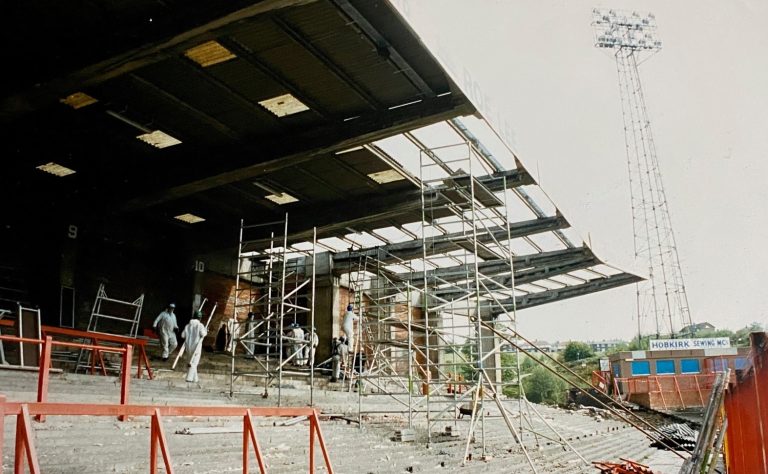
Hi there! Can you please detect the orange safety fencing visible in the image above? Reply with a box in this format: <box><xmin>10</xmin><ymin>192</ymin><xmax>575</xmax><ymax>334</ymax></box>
<box><xmin>591</xmin><ymin>370</ymin><xmax>611</xmax><ymax>393</ymax></box>
<box><xmin>41</xmin><ymin>325</ymin><xmax>154</xmax><ymax>379</ymax></box>
<box><xmin>723</xmin><ymin>332</ymin><xmax>768</xmax><ymax>473</ymax></box>
<box><xmin>0</xmin><ymin>396</ymin><xmax>334</xmax><ymax>474</ymax></box>
<box><xmin>612</xmin><ymin>374</ymin><xmax>716</xmax><ymax>410</ymax></box>
<box><xmin>0</xmin><ymin>335</ymin><xmax>132</xmax><ymax>421</ymax></box>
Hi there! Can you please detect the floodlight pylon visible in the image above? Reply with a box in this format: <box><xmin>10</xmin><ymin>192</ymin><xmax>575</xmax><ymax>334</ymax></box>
<box><xmin>592</xmin><ymin>9</ymin><xmax>693</xmax><ymax>338</ymax></box>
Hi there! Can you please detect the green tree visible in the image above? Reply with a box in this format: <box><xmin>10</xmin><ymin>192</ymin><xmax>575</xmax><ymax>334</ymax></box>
<box><xmin>606</xmin><ymin>341</ymin><xmax>630</xmax><ymax>355</ymax></box>
<box><xmin>732</xmin><ymin>323</ymin><xmax>764</xmax><ymax>347</ymax></box>
<box><xmin>561</xmin><ymin>341</ymin><xmax>594</xmax><ymax>363</ymax></box>
<box><xmin>523</xmin><ymin>366</ymin><xmax>567</xmax><ymax>404</ymax></box>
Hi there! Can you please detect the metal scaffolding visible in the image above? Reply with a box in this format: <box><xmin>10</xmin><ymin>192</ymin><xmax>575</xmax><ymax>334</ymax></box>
<box><xmin>219</xmin><ymin>118</ymin><xmax>639</xmax><ymax>466</ymax></box>
<box><xmin>228</xmin><ymin>215</ymin><xmax>318</xmax><ymax>406</ymax></box>
<box><xmin>332</xmin><ymin>139</ymin><xmax>588</xmax><ymax>467</ymax></box>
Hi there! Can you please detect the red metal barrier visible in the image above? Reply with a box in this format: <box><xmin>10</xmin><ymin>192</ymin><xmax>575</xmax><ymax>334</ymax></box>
<box><xmin>612</xmin><ymin>374</ymin><xmax>716</xmax><ymax>409</ymax></box>
<box><xmin>723</xmin><ymin>332</ymin><xmax>768</xmax><ymax>473</ymax></box>
<box><xmin>0</xmin><ymin>396</ymin><xmax>335</xmax><ymax>474</ymax></box>
<box><xmin>0</xmin><ymin>335</ymin><xmax>132</xmax><ymax>421</ymax></box>
<box><xmin>591</xmin><ymin>370</ymin><xmax>611</xmax><ymax>393</ymax></box>
<box><xmin>41</xmin><ymin>325</ymin><xmax>154</xmax><ymax>379</ymax></box>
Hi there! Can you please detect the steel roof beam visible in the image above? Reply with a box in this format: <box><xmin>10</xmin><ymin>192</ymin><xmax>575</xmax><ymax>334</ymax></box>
<box><xmin>331</xmin><ymin>0</ymin><xmax>435</xmax><ymax>98</ymax></box>
<box><xmin>330</xmin><ymin>213</ymin><xmax>568</xmax><ymax>266</ymax></box>
<box><xmin>242</xmin><ymin>167</ymin><xmax>537</xmax><ymax>251</ymax></box>
<box><xmin>272</xmin><ymin>15</ymin><xmax>382</xmax><ymax>111</ymax></box>
<box><xmin>406</xmin><ymin>246</ymin><xmax>598</xmax><ymax>284</ymax></box>
<box><xmin>487</xmin><ymin>272</ymin><xmax>642</xmax><ymax>312</ymax></box>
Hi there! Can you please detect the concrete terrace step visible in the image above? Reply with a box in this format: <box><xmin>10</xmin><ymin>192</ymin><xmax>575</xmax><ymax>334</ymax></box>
<box><xmin>1</xmin><ymin>369</ymin><xmax>685</xmax><ymax>473</ymax></box>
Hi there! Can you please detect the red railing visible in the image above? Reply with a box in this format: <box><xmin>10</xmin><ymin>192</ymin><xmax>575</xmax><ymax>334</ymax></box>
<box><xmin>41</xmin><ymin>325</ymin><xmax>154</xmax><ymax>379</ymax></box>
<box><xmin>0</xmin><ymin>335</ymin><xmax>132</xmax><ymax>421</ymax></box>
<box><xmin>724</xmin><ymin>332</ymin><xmax>768</xmax><ymax>473</ymax></box>
<box><xmin>612</xmin><ymin>374</ymin><xmax>716</xmax><ymax>409</ymax></box>
<box><xmin>591</xmin><ymin>370</ymin><xmax>610</xmax><ymax>393</ymax></box>
<box><xmin>0</xmin><ymin>396</ymin><xmax>334</xmax><ymax>474</ymax></box>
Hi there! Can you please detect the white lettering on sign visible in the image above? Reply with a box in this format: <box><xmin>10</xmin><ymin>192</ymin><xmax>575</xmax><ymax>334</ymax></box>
<box><xmin>194</xmin><ymin>260</ymin><xmax>205</xmax><ymax>273</ymax></box>
<box><xmin>67</xmin><ymin>224</ymin><xmax>78</xmax><ymax>239</ymax></box>
<box><xmin>649</xmin><ymin>338</ymin><xmax>731</xmax><ymax>351</ymax></box>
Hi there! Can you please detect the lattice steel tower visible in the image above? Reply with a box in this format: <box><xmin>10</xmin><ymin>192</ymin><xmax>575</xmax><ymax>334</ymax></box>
<box><xmin>592</xmin><ymin>9</ymin><xmax>693</xmax><ymax>338</ymax></box>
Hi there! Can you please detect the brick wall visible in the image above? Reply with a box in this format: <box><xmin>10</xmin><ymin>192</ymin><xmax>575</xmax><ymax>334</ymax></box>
<box><xmin>199</xmin><ymin>272</ymin><xmax>258</xmax><ymax>349</ymax></box>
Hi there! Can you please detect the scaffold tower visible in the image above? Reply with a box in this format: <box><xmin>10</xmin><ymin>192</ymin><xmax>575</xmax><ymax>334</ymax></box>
<box><xmin>229</xmin><ymin>215</ymin><xmax>318</xmax><ymax>406</ymax></box>
<box><xmin>331</xmin><ymin>138</ymin><xmax>589</xmax><ymax>468</ymax></box>
<box><xmin>592</xmin><ymin>9</ymin><xmax>693</xmax><ymax>338</ymax></box>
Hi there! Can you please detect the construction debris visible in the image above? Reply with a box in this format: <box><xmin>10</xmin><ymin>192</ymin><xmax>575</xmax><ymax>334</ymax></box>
<box><xmin>649</xmin><ymin>423</ymin><xmax>698</xmax><ymax>451</ymax></box>
<box><xmin>393</xmin><ymin>428</ymin><xmax>416</xmax><ymax>442</ymax></box>
<box><xmin>273</xmin><ymin>415</ymin><xmax>308</xmax><ymax>427</ymax></box>
<box><xmin>592</xmin><ymin>458</ymin><xmax>657</xmax><ymax>473</ymax></box>
<box><xmin>175</xmin><ymin>426</ymin><xmax>242</xmax><ymax>435</ymax></box>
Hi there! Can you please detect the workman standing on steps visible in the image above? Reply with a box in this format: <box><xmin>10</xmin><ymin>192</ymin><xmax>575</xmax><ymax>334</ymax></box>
<box><xmin>330</xmin><ymin>336</ymin><xmax>347</xmax><ymax>382</ymax></box>
<box><xmin>153</xmin><ymin>303</ymin><xmax>178</xmax><ymax>361</ymax></box>
<box><xmin>181</xmin><ymin>310</ymin><xmax>208</xmax><ymax>383</ymax></box>
<box><xmin>304</xmin><ymin>326</ymin><xmax>319</xmax><ymax>367</ymax></box>
<box><xmin>287</xmin><ymin>322</ymin><xmax>305</xmax><ymax>365</ymax></box>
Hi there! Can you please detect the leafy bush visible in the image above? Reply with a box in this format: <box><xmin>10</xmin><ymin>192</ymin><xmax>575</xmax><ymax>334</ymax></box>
<box><xmin>561</xmin><ymin>341</ymin><xmax>594</xmax><ymax>362</ymax></box>
<box><xmin>523</xmin><ymin>366</ymin><xmax>566</xmax><ymax>404</ymax></box>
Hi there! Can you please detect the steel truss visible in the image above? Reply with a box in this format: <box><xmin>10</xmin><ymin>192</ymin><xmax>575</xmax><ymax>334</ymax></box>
<box><xmin>593</xmin><ymin>9</ymin><xmax>693</xmax><ymax>337</ymax></box>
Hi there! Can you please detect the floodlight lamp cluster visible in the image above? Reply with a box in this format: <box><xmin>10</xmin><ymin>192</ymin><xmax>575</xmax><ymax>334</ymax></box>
<box><xmin>592</xmin><ymin>8</ymin><xmax>662</xmax><ymax>51</ymax></box>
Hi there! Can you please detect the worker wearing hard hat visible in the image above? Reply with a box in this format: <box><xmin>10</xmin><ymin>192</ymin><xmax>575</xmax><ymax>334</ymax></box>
<box><xmin>181</xmin><ymin>310</ymin><xmax>208</xmax><ymax>384</ymax></box>
<box><xmin>153</xmin><ymin>303</ymin><xmax>178</xmax><ymax>360</ymax></box>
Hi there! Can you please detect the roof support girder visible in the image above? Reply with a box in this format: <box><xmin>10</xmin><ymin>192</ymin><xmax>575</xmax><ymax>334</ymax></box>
<box><xmin>330</xmin><ymin>213</ymin><xmax>568</xmax><ymax>267</ymax></box>
<box><xmin>488</xmin><ymin>272</ymin><xmax>642</xmax><ymax>312</ymax></box>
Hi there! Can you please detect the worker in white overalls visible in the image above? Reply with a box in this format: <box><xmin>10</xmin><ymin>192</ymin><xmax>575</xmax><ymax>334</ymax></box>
<box><xmin>330</xmin><ymin>336</ymin><xmax>348</xmax><ymax>383</ymax></box>
<box><xmin>304</xmin><ymin>326</ymin><xmax>319</xmax><ymax>367</ymax></box>
<box><xmin>180</xmin><ymin>310</ymin><xmax>207</xmax><ymax>383</ymax></box>
<box><xmin>153</xmin><ymin>303</ymin><xmax>178</xmax><ymax>361</ymax></box>
<box><xmin>289</xmin><ymin>323</ymin><xmax>305</xmax><ymax>365</ymax></box>
<box><xmin>342</xmin><ymin>304</ymin><xmax>359</xmax><ymax>352</ymax></box>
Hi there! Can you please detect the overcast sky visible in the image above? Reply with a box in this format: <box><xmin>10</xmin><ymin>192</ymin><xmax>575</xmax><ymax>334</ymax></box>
<box><xmin>394</xmin><ymin>0</ymin><xmax>768</xmax><ymax>342</ymax></box>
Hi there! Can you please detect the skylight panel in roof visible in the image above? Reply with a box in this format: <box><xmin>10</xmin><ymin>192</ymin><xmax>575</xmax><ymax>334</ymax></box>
<box><xmin>527</xmin><ymin>232</ymin><xmax>567</xmax><ymax>251</ymax></box>
<box><xmin>367</xmin><ymin>169</ymin><xmax>405</xmax><ymax>184</ymax></box>
<box><xmin>290</xmin><ymin>242</ymin><xmax>316</xmax><ymax>252</ymax></box>
<box><xmin>411</xmin><ymin>121</ymin><xmax>463</xmax><ymax>147</ymax></box>
<box><xmin>568</xmin><ymin>269</ymin><xmax>601</xmax><ymax>281</ymax></box>
<box><xmin>385</xmin><ymin>264</ymin><xmax>412</xmax><ymax>274</ymax></box>
<box><xmin>60</xmin><ymin>92</ymin><xmax>98</xmax><ymax>109</ymax></box>
<box><xmin>184</xmin><ymin>40</ymin><xmax>236</xmax><ymax>67</ymax></box>
<box><xmin>264</xmin><ymin>193</ymin><xmax>299</xmax><ymax>205</ymax></box>
<box><xmin>36</xmin><ymin>162</ymin><xmax>76</xmax><ymax>177</ymax></box>
<box><xmin>137</xmin><ymin>130</ymin><xmax>182</xmax><ymax>149</ymax></box>
<box><xmin>374</xmin><ymin>135</ymin><xmax>422</xmax><ymax>178</ymax></box>
<box><xmin>317</xmin><ymin>237</ymin><xmax>349</xmax><ymax>252</ymax></box>
<box><xmin>372</xmin><ymin>226</ymin><xmax>411</xmax><ymax>244</ymax></box>
<box><xmin>259</xmin><ymin>94</ymin><xmax>309</xmax><ymax>117</ymax></box>
<box><xmin>174</xmin><ymin>213</ymin><xmax>205</xmax><ymax>224</ymax></box>
<box><xmin>335</xmin><ymin>146</ymin><xmax>364</xmax><ymax>155</ymax></box>
<box><xmin>344</xmin><ymin>232</ymin><xmax>385</xmax><ymax>248</ymax></box>
<box><xmin>508</xmin><ymin>238</ymin><xmax>541</xmax><ymax>255</ymax></box>
<box><xmin>428</xmin><ymin>256</ymin><xmax>459</xmax><ymax>268</ymax></box>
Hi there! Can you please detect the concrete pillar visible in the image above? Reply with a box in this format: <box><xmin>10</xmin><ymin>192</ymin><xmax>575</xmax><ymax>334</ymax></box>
<box><xmin>479</xmin><ymin>309</ymin><xmax>503</xmax><ymax>392</ymax></box>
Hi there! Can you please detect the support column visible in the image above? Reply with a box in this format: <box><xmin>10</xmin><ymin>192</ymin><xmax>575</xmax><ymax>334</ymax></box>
<box><xmin>480</xmin><ymin>310</ymin><xmax>503</xmax><ymax>393</ymax></box>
